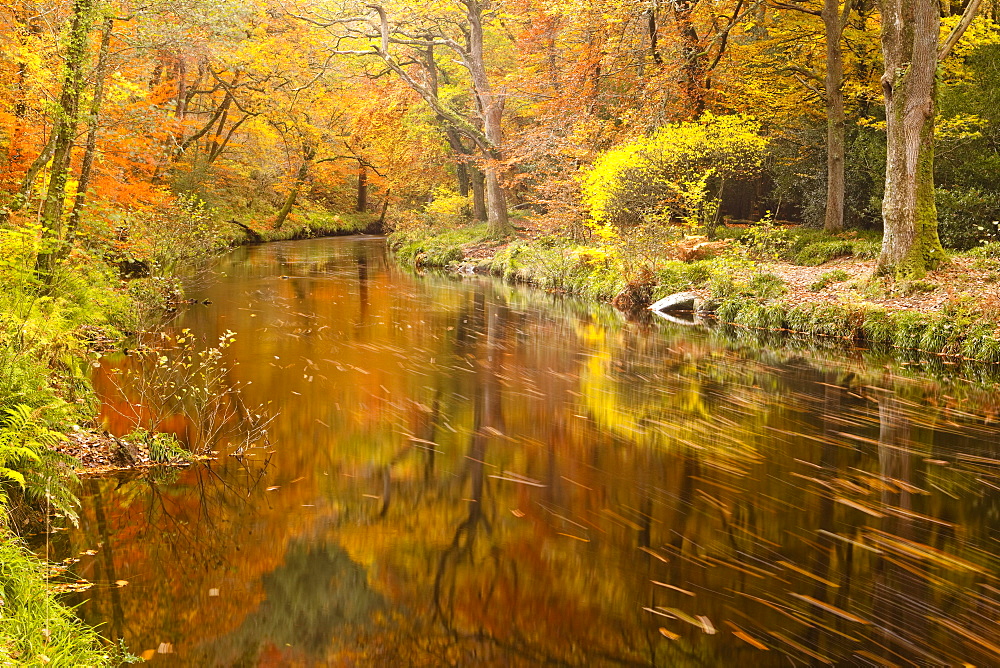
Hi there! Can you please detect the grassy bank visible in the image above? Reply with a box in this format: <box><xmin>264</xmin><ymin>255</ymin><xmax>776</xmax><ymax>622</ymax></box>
<box><xmin>388</xmin><ymin>222</ymin><xmax>1000</xmax><ymax>364</ymax></box>
<box><xmin>1</xmin><ymin>528</ymin><xmax>133</xmax><ymax>666</ymax></box>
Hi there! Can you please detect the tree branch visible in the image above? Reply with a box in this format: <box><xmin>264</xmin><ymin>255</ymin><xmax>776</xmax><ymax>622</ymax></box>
<box><xmin>938</xmin><ymin>0</ymin><xmax>983</xmax><ymax>61</ymax></box>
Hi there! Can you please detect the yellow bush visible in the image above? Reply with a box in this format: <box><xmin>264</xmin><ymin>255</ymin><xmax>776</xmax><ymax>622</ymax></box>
<box><xmin>582</xmin><ymin>114</ymin><xmax>768</xmax><ymax>234</ymax></box>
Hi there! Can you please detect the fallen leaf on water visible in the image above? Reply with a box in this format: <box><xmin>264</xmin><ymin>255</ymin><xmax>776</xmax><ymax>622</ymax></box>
<box><xmin>556</xmin><ymin>532</ymin><xmax>590</xmax><ymax>542</ymax></box>
<box><xmin>140</xmin><ymin>649</ymin><xmax>156</xmax><ymax>661</ymax></box>
<box><xmin>732</xmin><ymin>630</ymin><xmax>768</xmax><ymax>650</ymax></box>
<box><xmin>659</xmin><ymin>627</ymin><xmax>680</xmax><ymax>640</ymax></box>
<box><xmin>265</xmin><ymin>486</ymin><xmax>280</xmax><ymax>491</ymax></box>
<box><xmin>658</xmin><ymin>606</ymin><xmax>710</xmax><ymax>632</ymax></box>
<box><xmin>208</xmin><ymin>588</ymin><xmax>220</xmax><ymax>597</ymax></box>
<box><xmin>115</xmin><ymin>580</ymin><xmax>128</xmax><ymax>587</ymax></box>
<box><xmin>835</xmin><ymin>497</ymin><xmax>885</xmax><ymax>518</ymax></box>
<box><xmin>698</xmin><ymin>615</ymin><xmax>716</xmax><ymax>634</ymax></box>
<box><xmin>852</xmin><ymin>650</ymin><xmax>900</xmax><ymax>667</ymax></box>
<box><xmin>768</xmin><ymin>631</ymin><xmax>833</xmax><ymax>664</ymax></box>
<box><xmin>651</xmin><ymin>580</ymin><xmax>695</xmax><ymax>596</ymax></box>
<box><xmin>777</xmin><ymin>560</ymin><xmax>839</xmax><ymax>588</ymax></box>
<box><xmin>787</xmin><ymin>592</ymin><xmax>869</xmax><ymax>624</ymax></box>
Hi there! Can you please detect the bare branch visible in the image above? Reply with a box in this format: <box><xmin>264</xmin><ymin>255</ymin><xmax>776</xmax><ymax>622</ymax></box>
<box><xmin>939</xmin><ymin>0</ymin><xmax>983</xmax><ymax>61</ymax></box>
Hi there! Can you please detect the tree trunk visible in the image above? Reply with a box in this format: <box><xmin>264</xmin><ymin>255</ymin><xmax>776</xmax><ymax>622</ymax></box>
<box><xmin>469</xmin><ymin>164</ymin><xmax>487</xmax><ymax>222</ymax></box>
<box><xmin>647</xmin><ymin>2</ymin><xmax>663</xmax><ymax>65</ymax></box>
<box><xmin>356</xmin><ymin>166</ymin><xmax>367</xmax><ymax>212</ymax></box>
<box><xmin>456</xmin><ymin>161</ymin><xmax>470</xmax><ymax>197</ymax></box>
<box><xmin>877</xmin><ymin>0</ymin><xmax>944</xmax><ymax>278</ymax></box>
<box><xmin>463</xmin><ymin>0</ymin><xmax>512</xmax><ymax>237</ymax></box>
<box><xmin>822</xmin><ymin>0</ymin><xmax>847</xmax><ymax>232</ymax></box>
<box><xmin>273</xmin><ymin>143</ymin><xmax>315</xmax><ymax>230</ymax></box>
<box><xmin>67</xmin><ymin>16</ymin><xmax>114</xmax><ymax>245</ymax></box>
<box><xmin>36</xmin><ymin>0</ymin><xmax>93</xmax><ymax>278</ymax></box>
<box><xmin>673</xmin><ymin>1</ymin><xmax>706</xmax><ymax>115</ymax></box>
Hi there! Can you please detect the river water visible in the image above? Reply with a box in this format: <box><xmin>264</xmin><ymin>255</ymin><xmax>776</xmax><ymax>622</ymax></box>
<box><xmin>56</xmin><ymin>236</ymin><xmax>1000</xmax><ymax>666</ymax></box>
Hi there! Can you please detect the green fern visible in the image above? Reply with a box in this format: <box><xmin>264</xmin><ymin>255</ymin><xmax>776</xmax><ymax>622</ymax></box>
<box><xmin>0</xmin><ymin>405</ymin><xmax>79</xmax><ymax>524</ymax></box>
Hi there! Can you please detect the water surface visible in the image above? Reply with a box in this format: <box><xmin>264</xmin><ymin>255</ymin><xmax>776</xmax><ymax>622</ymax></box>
<box><xmin>58</xmin><ymin>237</ymin><xmax>1000</xmax><ymax>666</ymax></box>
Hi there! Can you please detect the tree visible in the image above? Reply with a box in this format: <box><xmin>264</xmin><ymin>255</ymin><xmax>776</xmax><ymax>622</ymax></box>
<box><xmin>302</xmin><ymin>1</ymin><xmax>515</xmax><ymax>237</ymax></box>
<box><xmin>877</xmin><ymin>0</ymin><xmax>982</xmax><ymax>277</ymax></box>
<box><xmin>820</xmin><ymin>0</ymin><xmax>853</xmax><ymax>232</ymax></box>
<box><xmin>35</xmin><ymin>0</ymin><xmax>94</xmax><ymax>278</ymax></box>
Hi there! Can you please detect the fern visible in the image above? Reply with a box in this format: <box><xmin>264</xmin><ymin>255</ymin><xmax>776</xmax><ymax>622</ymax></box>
<box><xmin>0</xmin><ymin>405</ymin><xmax>79</xmax><ymax>524</ymax></box>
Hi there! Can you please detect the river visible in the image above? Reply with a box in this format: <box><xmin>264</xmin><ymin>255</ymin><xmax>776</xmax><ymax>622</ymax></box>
<box><xmin>55</xmin><ymin>236</ymin><xmax>1000</xmax><ymax>666</ymax></box>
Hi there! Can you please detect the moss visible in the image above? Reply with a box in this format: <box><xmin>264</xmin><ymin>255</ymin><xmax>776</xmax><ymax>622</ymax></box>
<box><xmin>898</xmin><ymin>279</ymin><xmax>938</xmax><ymax>296</ymax></box>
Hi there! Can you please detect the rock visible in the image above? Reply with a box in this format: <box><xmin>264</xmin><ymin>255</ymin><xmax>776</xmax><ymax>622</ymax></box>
<box><xmin>652</xmin><ymin>310</ymin><xmax>699</xmax><ymax>326</ymax></box>
<box><xmin>648</xmin><ymin>291</ymin><xmax>697</xmax><ymax>313</ymax></box>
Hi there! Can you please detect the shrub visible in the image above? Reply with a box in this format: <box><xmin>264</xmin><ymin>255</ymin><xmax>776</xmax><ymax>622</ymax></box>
<box><xmin>743</xmin><ymin>218</ymin><xmax>794</xmax><ymax>260</ymax></box>
<box><xmin>583</xmin><ymin>114</ymin><xmax>768</xmax><ymax>233</ymax></box>
<box><xmin>935</xmin><ymin>186</ymin><xmax>1000</xmax><ymax>250</ymax></box>
<box><xmin>424</xmin><ymin>188</ymin><xmax>472</xmax><ymax>226</ymax></box>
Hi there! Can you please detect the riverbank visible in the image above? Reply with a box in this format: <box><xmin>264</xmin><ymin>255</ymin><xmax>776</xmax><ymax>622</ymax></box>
<box><xmin>388</xmin><ymin>221</ymin><xmax>1000</xmax><ymax>363</ymax></box>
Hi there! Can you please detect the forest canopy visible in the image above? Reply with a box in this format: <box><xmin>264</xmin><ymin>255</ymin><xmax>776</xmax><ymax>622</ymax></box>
<box><xmin>1</xmin><ymin>0</ymin><xmax>999</xmax><ymax>274</ymax></box>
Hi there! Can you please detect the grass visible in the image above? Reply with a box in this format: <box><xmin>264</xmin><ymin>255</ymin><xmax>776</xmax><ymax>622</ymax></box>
<box><xmin>389</xmin><ymin>223</ymin><xmax>491</xmax><ymax>268</ymax></box>
<box><xmin>386</xmin><ymin>221</ymin><xmax>1000</xmax><ymax>362</ymax></box>
<box><xmin>715</xmin><ymin>225</ymin><xmax>882</xmax><ymax>266</ymax></box>
<box><xmin>810</xmin><ymin>269</ymin><xmax>851</xmax><ymax>291</ymax></box>
<box><xmin>0</xmin><ymin>529</ymin><xmax>131</xmax><ymax>666</ymax></box>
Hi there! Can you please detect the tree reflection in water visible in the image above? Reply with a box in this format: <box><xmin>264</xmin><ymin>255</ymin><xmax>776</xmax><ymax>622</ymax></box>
<box><xmin>57</xmin><ymin>237</ymin><xmax>1000</xmax><ymax>666</ymax></box>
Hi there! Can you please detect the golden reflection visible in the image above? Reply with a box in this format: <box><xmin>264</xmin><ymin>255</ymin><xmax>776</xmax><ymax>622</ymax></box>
<box><xmin>59</xmin><ymin>237</ymin><xmax>1000</xmax><ymax>666</ymax></box>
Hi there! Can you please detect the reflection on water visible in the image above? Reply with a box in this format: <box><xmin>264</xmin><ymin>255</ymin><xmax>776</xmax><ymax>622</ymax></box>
<box><xmin>55</xmin><ymin>237</ymin><xmax>1000</xmax><ymax>666</ymax></box>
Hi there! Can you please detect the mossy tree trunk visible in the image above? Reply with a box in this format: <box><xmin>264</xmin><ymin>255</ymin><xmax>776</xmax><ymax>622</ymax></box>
<box><xmin>822</xmin><ymin>0</ymin><xmax>851</xmax><ymax>233</ymax></box>
<box><xmin>459</xmin><ymin>0</ymin><xmax>512</xmax><ymax>238</ymax></box>
<box><xmin>877</xmin><ymin>0</ymin><xmax>981</xmax><ymax>277</ymax></box>
<box><xmin>35</xmin><ymin>0</ymin><xmax>94</xmax><ymax>279</ymax></box>
<box><xmin>273</xmin><ymin>142</ymin><xmax>315</xmax><ymax>230</ymax></box>
<box><xmin>66</xmin><ymin>15</ymin><xmax>114</xmax><ymax>247</ymax></box>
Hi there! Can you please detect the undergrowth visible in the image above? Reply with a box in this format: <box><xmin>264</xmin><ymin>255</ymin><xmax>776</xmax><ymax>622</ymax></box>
<box><xmin>0</xmin><ymin>528</ymin><xmax>134</xmax><ymax>666</ymax></box>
